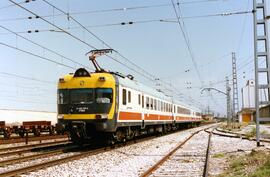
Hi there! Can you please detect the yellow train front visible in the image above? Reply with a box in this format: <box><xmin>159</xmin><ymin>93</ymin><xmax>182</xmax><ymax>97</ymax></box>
<box><xmin>57</xmin><ymin>68</ymin><xmax>117</xmax><ymax>143</ymax></box>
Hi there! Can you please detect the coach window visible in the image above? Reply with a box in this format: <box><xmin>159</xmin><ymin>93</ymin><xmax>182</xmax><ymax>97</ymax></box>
<box><xmin>146</xmin><ymin>97</ymin><xmax>149</xmax><ymax>109</ymax></box>
<box><xmin>162</xmin><ymin>102</ymin><xmax>164</xmax><ymax>112</ymax></box>
<box><xmin>142</xmin><ymin>95</ymin><xmax>144</xmax><ymax>108</ymax></box>
<box><xmin>128</xmin><ymin>91</ymin><xmax>131</xmax><ymax>103</ymax></box>
<box><xmin>150</xmin><ymin>98</ymin><xmax>153</xmax><ymax>110</ymax></box>
<box><xmin>138</xmin><ymin>94</ymin><xmax>141</xmax><ymax>105</ymax></box>
<box><xmin>122</xmin><ymin>89</ymin><xmax>127</xmax><ymax>105</ymax></box>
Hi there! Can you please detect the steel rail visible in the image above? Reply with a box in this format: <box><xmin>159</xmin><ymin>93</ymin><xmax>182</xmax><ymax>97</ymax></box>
<box><xmin>140</xmin><ymin>126</ymin><xmax>215</xmax><ymax>177</ymax></box>
<box><xmin>0</xmin><ymin>134</ymin><xmax>68</xmax><ymax>144</ymax></box>
<box><xmin>203</xmin><ymin>129</ymin><xmax>213</xmax><ymax>177</ymax></box>
<box><xmin>0</xmin><ymin>140</ymin><xmax>68</xmax><ymax>153</ymax></box>
<box><xmin>213</xmin><ymin>128</ymin><xmax>270</xmax><ymax>143</ymax></box>
<box><xmin>0</xmin><ymin>149</ymin><xmax>64</xmax><ymax>166</ymax></box>
<box><xmin>140</xmin><ymin>129</ymin><xmax>202</xmax><ymax>177</ymax></box>
<box><xmin>0</xmin><ymin>142</ymin><xmax>71</xmax><ymax>158</ymax></box>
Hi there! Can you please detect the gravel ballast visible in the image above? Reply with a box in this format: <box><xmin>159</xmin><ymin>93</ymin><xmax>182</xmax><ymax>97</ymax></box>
<box><xmin>2</xmin><ymin>123</ymin><xmax>267</xmax><ymax>177</ymax></box>
<box><xmin>23</xmin><ymin>125</ymin><xmax>212</xmax><ymax>177</ymax></box>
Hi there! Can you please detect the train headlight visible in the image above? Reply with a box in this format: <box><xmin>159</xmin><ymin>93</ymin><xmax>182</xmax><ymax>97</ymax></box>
<box><xmin>59</xmin><ymin>78</ymin><xmax>65</xmax><ymax>83</ymax></box>
<box><xmin>95</xmin><ymin>114</ymin><xmax>108</xmax><ymax>119</ymax></box>
<box><xmin>99</xmin><ymin>77</ymin><xmax>106</xmax><ymax>82</ymax></box>
<box><xmin>57</xmin><ymin>114</ymin><xmax>64</xmax><ymax>119</ymax></box>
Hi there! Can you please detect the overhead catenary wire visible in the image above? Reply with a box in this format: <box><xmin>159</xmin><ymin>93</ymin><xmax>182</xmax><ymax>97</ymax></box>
<box><xmin>0</xmin><ymin>10</ymin><xmax>253</xmax><ymax>26</ymax></box>
<box><xmin>0</xmin><ymin>71</ymin><xmax>56</xmax><ymax>85</ymax></box>
<box><xmin>8</xmin><ymin>0</ymin><xmax>206</xmax><ymax>108</ymax></box>
<box><xmin>0</xmin><ymin>0</ymin><xmax>34</xmax><ymax>10</ymax></box>
<box><xmin>0</xmin><ymin>41</ymin><xmax>75</xmax><ymax>69</ymax></box>
<box><xmin>0</xmin><ymin>25</ymin><xmax>93</xmax><ymax>71</ymax></box>
<box><xmin>236</xmin><ymin>0</ymin><xmax>251</xmax><ymax>53</ymax></box>
<box><xmin>170</xmin><ymin>0</ymin><xmax>203</xmax><ymax>86</ymax></box>
<box><xmin>41</xmin><ymin>0</ymin><xmax>158</xmax><ymax>81</ymax></box>
<box><xmin>0</xmin><ymin>0</ymin><xmax>221</xmax><ymax>20</ymax></box>
<box><xmin>8</xmin><ymin>0</ymin><xmax>156</xmax><ymax>83</ymax></box>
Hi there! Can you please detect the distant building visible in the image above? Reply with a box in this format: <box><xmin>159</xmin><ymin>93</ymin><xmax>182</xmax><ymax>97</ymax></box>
<box><xmin>242</xmin><ymin>80</ymin><xmax>255</xmax><ymax>109</ymax></box>
<box><xmin>239</xmin><ymin>80</ymin><xmax>255</xmax><ymax>123</ymax></box>
<box><xmin>202</xmin><ymin>114</ymin><xmax>214</xmax><ymax>121</ymax></box>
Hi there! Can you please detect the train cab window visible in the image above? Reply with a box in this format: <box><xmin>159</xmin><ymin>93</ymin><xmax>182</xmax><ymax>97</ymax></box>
<box><xmin>96</xmin><ymin>88</ymin><xmax>113</xmax><ymax>104</ymax></box>
<box><xmin>128</xmin><ymin>91</ymin><xmax>131</xmax><ymax>103</ymax></box>
<box><xmin>58</xmin><ymin>89</ymin><xmax>68</xmax><ymax>104</ymax></box>
<box><xmin>142</xmin><ymin>95</ymin><xmax>144</xmax><ymax>108</ymax></box>
<box><xmin>70</xmin><ymin>89</ymin><xmax>94</xmax><ymax>104</ymax></box>
<box><xmin>138</xmin><ymin>94</ymin><xmax>141</xmax><ymax>105</ymax></box>
<box><xmin>122</xmin><ymin>89</ymin><xmax>127</xmax><ymax>105</ymax></box>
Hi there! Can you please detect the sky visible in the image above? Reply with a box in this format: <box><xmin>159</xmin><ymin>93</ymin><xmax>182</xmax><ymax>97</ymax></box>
<box><xmin>0</xmin><ymin>0</ymin><xmax>267</xmax><ymax>116</ymax></box>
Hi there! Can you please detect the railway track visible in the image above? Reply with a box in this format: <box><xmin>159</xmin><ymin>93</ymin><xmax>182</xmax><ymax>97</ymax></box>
<box><xmin>0</xmin><ymin>135</ymin><xmax>161</xmax><ymax>177</ymax></box>
<box><xmin>0</xmin><ymin>134</ymin><xmax>68</xmax><ymax>145</ymax></box>
<box><xmin>0</xmin><ymin>140</ymin><xmax>71</xmax><ymax>158</ymax></box>
<box><xmin>140</xmin><ymin>127</ymin><xmax>213</xmax><ymax>177</ymax></box>
<box><xmin>0</xmin><ymin>139</ymin><xmax>69</xmax><ymax>153</ymax></box>
<box><xmin>213</xmin><ymin>128</ymin><xmax>270</xmax><ymax>143</ymax></box>
<box><xmin>0</xmin><ymin>124</ymin><xmax>215</xmax><ymax>177</ymax></box>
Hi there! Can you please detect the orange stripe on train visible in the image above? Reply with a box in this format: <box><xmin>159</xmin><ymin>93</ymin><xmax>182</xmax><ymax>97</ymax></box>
<box><xmin>118</xmin><ymin>112</ymin><xmax>199</xmax><ymax>121</ymax></box>
<box><xmin>118</xmin><ymin>112</ymin><xmax>142</xmax><ymax>120</ymax></box>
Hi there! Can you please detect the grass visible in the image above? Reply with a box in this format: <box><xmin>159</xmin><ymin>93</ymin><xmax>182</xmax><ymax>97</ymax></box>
<box><xmin>246</xmin><ymin>127</ymin><xmax>256</xmax><ymax>138</ymax></box>
<box><xmin>219</xmin><ymin>150</ymin><xmax>270</xmax><ymax>177</ymax></box>
<box><xmin>213</xmin><ymin>153</ymin><xmax>225</xmax><ymax>158</ymax></box>
<box><xmin>219</xmin><ymin>123</ymin><xmax>247</xmax><ymax>132</ymax></box>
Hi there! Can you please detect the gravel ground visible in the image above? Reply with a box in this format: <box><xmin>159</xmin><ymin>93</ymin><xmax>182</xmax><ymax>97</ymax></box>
<box><xmin>1</xmin><ymin>123</ymin><xmax>268</xmax><ymax>177</ymax></box>
<box><xmin>237</xmin><ymin>124</ymin><xmax>270</xmax><ymax>139</ymax></box>
<box><xmin>0</xmin><ymin>152</ymin><xmax>79</xmax><ymax>174</ymax></box>
<box><xmin>209</xmin><ymin>133</ymin><xmax>270</xmax><ymax>177</ymax></box>
<box><xmin>22</xmin><ymin>125</ymin><xmax>213</xmax><ymax>177</ymax></box>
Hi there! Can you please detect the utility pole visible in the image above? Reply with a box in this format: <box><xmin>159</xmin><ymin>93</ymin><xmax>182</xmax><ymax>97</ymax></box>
<box><xmin>253</xmin><ymin>0</ymin><xmax>270</xmax><ymax>146</ymax></box>
<box><xmin>201</xmin><ymin>80</ymin><xmax>231</xmax><ymax>126</ymax></box>
<box><xmin>226</xmin><ymin>77</ymin><xmax>231</xmax><ymax>126</ymax></box>
<box><xmin>232</xmin><ymin>52</ymin><xmax>239</xmax><ymax>122</ymax></box>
